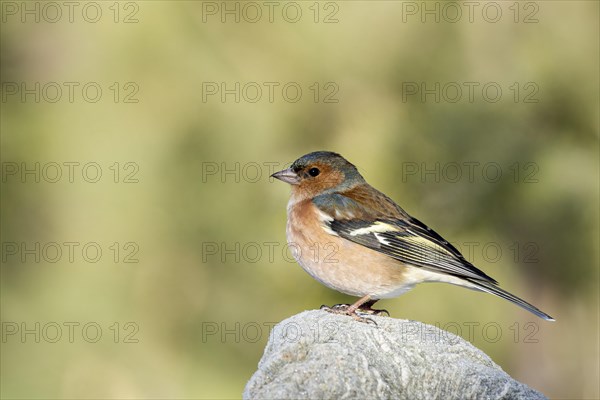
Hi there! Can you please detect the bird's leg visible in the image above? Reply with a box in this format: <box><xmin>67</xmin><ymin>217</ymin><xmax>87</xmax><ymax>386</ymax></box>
<box><xmin>346</xmin><ymin>295</ymin><xmax>373</xmax><ymax>314</ymax></box>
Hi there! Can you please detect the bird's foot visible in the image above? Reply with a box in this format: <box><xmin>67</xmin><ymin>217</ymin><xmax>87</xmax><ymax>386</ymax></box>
<box><xmin>359</xmin><ymin>298</ymin><xmax>390</xmax><ymax>317</ymax></box>
<box><xmin>320</xmin><ymin>303</ymin><xmax>350</xmax><ymax>312</ymax></box>
<box><xmin>320</xmin><ymin>304</ymin><xmax>377</xmax><ymax>325</ymax></box>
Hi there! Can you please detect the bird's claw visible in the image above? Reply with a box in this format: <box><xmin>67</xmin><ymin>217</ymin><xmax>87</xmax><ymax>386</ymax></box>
<box><xmin>359</xmin><ymin>307</ymin><xmax>390</xmax><ymax>317</ymax></box>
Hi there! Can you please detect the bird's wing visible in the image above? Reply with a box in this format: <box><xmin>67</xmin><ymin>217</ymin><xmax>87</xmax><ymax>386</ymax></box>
<box><xmin>313</xmin><ymin>192</ymin><xmax>497</xmax><ymax>284</ymax></box>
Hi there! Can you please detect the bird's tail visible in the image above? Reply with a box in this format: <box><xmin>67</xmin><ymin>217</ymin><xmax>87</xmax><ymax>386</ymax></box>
<box><xmin>466</xmin><ymin>279</ymin><xmax>554</xmax><ymax>321</ymax></box>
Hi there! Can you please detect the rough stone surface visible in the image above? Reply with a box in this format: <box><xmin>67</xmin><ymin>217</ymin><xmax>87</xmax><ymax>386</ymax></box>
<box><xmin>243</xmin><ymin>310</ymin><xmax>546</xmax><ymax>400</ymax></box>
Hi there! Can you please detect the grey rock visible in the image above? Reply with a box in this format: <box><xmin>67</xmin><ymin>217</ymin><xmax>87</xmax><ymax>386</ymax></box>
<box><xmin>244</xmin><ymin>310</ymin><xmax>546</xmax><ymax>400</ymax></box>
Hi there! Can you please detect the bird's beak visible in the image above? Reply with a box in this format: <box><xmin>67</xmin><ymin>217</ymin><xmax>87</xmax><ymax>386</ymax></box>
<box><xmin>271</xmin><ymin>168</ymin><xmax>300</xmax><ymax>185</ymax></box>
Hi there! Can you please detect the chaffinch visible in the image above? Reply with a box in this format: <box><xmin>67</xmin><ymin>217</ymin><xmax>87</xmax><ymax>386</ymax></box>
<box><xmin>272</xmin><ymin>151</ymin><xmax>554</xmax><ymax>322</ymax></box>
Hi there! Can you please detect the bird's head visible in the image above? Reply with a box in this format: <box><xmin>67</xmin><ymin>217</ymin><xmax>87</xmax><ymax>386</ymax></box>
<box><xmin>271</xmin><ymin>151</ymin><xmax>364</xmax><ymax>200</ymax></box>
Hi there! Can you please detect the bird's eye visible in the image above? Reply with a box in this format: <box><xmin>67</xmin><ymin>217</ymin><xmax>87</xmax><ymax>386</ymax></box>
<box><xmin>308</xmin><ymin>167</ymin><xmax>320</xmax><ymax>177</ymax></box>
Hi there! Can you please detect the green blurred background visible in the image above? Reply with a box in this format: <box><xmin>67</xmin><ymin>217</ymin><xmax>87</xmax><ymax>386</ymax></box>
<box><xmin>1</xmin><ymin>1</ymin><xmax>598</xmax><ymax>398</ymax></box>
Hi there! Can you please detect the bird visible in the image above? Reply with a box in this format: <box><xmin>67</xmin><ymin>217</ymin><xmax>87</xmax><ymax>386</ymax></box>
<box><xmin>271</xmin><ymin>151</ymin><xmax>554</xmax><ymax>322</ymax></box>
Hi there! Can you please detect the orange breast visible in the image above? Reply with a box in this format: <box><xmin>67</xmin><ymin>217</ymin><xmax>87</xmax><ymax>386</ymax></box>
<box><xmin>286</xmin><ymin>199</ymin><xmax>411</xmax><ymax>299</ymax></box>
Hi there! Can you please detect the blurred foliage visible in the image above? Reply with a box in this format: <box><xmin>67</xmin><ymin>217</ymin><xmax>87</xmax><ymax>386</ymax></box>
<box><xmin>1</xmin><ymin>1</ymin><xmax>598</xmax><ymax>399</ymax></box>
